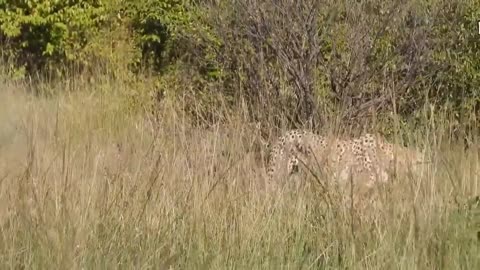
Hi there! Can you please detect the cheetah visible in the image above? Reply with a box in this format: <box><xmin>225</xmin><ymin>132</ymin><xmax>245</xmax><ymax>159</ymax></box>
<box><xmin>266</xmin><ymin>130</ymin><xmax>425</xmax><ymax>192</ymax></box>
<box><xmin>265</xmin><ymin>130</ymin><xmax>377</xmax><ymax>191</ymax></box>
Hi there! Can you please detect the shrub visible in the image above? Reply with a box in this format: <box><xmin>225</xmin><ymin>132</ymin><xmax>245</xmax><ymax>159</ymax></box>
<box><xmin>0</xmin><ymin>0</ymin><xmax>478</xmax><ymax>135</ymax></box>
<box><xmin>0</xmin><ymin>0</ymin><xmax>114</xmax><ymax>75</ymax></box>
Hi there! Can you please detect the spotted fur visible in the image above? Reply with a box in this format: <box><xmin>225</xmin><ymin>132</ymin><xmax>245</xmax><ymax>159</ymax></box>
<box><xmin>266</xmin><ymin>130</ymin><xmax>425</xmax><ymax>191</ymax></box>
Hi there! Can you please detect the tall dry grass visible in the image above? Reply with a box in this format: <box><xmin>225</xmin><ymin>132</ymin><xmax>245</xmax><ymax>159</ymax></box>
<box><xmin>0</xmin><ymin>73</ymin><xmax>479</xmax><ymax>269</ymax></box>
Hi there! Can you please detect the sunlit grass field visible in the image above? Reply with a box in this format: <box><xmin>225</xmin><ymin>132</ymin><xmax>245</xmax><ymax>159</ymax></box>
<box><xmin>0</xmin><ymin>75</ymin><xmax>479</xmax><ymax>269</ymax></box>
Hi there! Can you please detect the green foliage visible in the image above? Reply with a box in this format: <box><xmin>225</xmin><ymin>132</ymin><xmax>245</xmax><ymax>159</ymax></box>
<box><xmin>123</xmin><ymin>0</ymin><xmax>221</xmax><ymax>76</ymax></box>
<box><xmin>0</xmin><ymin>0</ymin><xmax>111</xmax><ymax>73</ymax></box>
<box><xmin>0</xmin><ymin>0</ymin><xmax>478</xmax><ymax>133</ymax></box>
<box><xmin>119</xmin><ymin>0</ymin><xmax>226</xmax><ymax>123</ymax></box>
<box><xmin>123</xmin><ymin>0</ymin><xmax>186</xmax><ymax>71</ymax></box>
<box><xmin>427</xmin><ymin>0</ymin><xmax>480</xmax><ymax>123</ymax></box>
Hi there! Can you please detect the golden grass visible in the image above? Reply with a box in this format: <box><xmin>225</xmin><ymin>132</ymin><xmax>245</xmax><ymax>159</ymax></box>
<box><xmin>0</xmin><ymin>76</ymin><xmax>479</xmax><ymax>269</ymax></box>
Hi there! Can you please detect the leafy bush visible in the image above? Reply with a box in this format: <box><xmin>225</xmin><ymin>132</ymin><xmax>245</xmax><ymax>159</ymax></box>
<box><xmin>0</xmin><ymin>0</ymin><xmax>113</xmax><ymax>74</ymax></box>
<box><xmin>0</xmin><ymin>0</ymin><xmax>478</xmax><ymax>134</ymax></box>
<box><xmin>425</xmin><ymin>0</ymin><xmax>480</xmax><ymax>130</ymax></box>
<box><xmin>122</xmin><ymin>0</ymin><xmax>227</xmax><ymax>124</ymax></box>
<box><xmin>196</xmin><ymin>0</ymin><xmax>480</xmax><ymax>133</ymax></box>
<box><xmin>123</xmin><ymin>0</ymin><xmax>189</xmax><ymax>72</ymax></box>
